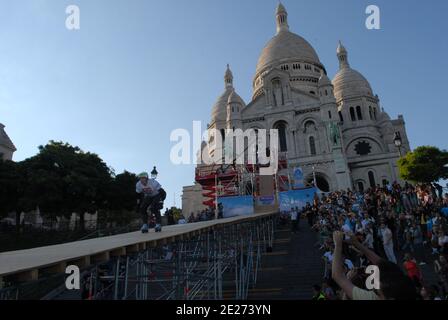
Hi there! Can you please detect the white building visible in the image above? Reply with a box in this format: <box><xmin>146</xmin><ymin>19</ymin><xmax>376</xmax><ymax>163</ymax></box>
<box><xmin>0</xmin><ymin>123</ymin><xmax>16</xmax><ymax>161</ymax></box>
<box><xmin>183</xmin><ymin>4</ymin><xmax>410</xmax><ymax>212</ymax></box>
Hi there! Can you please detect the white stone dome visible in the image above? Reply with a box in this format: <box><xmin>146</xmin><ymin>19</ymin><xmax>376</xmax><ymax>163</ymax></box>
<box><xmin>318</xmin><ymin>72</ymin><xmax>332</xmax><ymax>87</ymax></box>
<box><xmin>227</xmin><ymin>90</ymin><xmax>245</xmax><ymax>105</ymax></box>
<box><xmin>211</xmin><ymin>87</ymin><xmax>233</xmax><ymax>122</ymax></box>
<box><xmin>333</xmin><ymin>42</ymin><xmax>373</xmax><ymax>101</ymax></box>
<box><xmin>332</xmin><ymin>67</ymin><xmax>373</xmax><ymax>101</ymax></box>
<box><xmin>255</xmin><ymin>30</ymin><xmax>321</xmax><ymax>75</ymax></box>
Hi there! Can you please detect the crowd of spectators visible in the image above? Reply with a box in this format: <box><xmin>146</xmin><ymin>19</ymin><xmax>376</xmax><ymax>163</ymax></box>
<box><xmin>187</xmin><ymin>208</ymin><xmax>216</xmax><ymax>223</ymax></box>
<box><xmin>304</xmin><ymin>182</ymin><xmax>448</xmax><ymax>300</ymax></box>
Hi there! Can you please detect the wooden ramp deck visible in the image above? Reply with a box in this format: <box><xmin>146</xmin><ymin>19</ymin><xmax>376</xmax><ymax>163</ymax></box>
<box><xmin>0</xmin><ymin>212</ymin><xmax>275</xmax><ymax>283</ymax></box>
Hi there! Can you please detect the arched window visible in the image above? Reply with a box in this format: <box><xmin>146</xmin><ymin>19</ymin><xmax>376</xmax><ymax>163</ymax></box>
<box><xmin>220</xmin><ymin>129</ymin><xmax>225</xmax><ymax>142</ymax></box>
<box><xmin>220</xmin><ymin>129</ymin><xmax>226</xmax><ymax>162</ymax></box>
<box><xmin>274</xmin><ymin>122</ymin><xmax>288</xmax><ymax>152</ymax></box>
<box><xmin>328</xmin><ymin>111</ymin><xmax>332</xmax><ymax>119</ymax></box>
<box><xmin>304</xmin><ymin>120</ymin><xmax>316</xmax><ymax>133</ymax></box>
<box><xmin>368</xmin><ymin>171</ymin><xmax>376</xmax><ymax>188</ymax></box>
<box><xmin>356</xmin><ymin>106</ymin><xmax>363</xmax><ymax>120</ymax></box>
<box><xmin>309</xmin><ymin>136</ymin><xmax>316</xmax><ymax>155</ymax></box>
<box><xmin>339</xmin><ymin>111</ymin><xmax>344</xmax><ymax>122</ymax></box>
<box><xmin>369</xmin><ymin>106</ymin><xmax>373</xmax><ymax>120</ymax></box>
<box><xmin>373</xmin><ymin>107</ymin><xmax>377</xmax><ymax>120</ymax></box>
<box><xmin>357</xmin><ymin>181</ymin><xmax>365</xmax><ymax>192</ymax></box>
<box><xmin>350</xmin><ymin>107</ymin><xmax>356</xmax><ymax>121</ymax></box>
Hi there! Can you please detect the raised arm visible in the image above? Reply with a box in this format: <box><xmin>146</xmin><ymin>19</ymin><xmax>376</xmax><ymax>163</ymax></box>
<box><xmin>349</xmin><ymin>233</ymin><xmax>382</xmax><ymax>265</ymax></box>
<box><xmin>331</xmin><ymin>231</ymin><xmax>354</xmax><ymax>299</ymax></box>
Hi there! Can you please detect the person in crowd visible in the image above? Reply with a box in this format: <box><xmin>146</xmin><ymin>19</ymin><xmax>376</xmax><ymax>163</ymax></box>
<box><xmin>177</xmin><ymin>215</ymin><xmax>187</xmax><ymax>225</ymax></box>
<box><xmin>307</xmin><ymin>182</ymin><xmax>448</xmax><ymax>300</ymax></box>
<box><xmin>380</xmin><ymin>221</ymin><xmax>397</xmax><ymax>263</ymax></box>
<box><xmin>290</xmin><ymin>207</ymin><xmax>298</xmax><ymax>234</ymax></box>
<box><xmin>305</xmin><ymin>202</ymin><xmax>314</xmax><ymax>227</ymax></box>
<box><xmin>322</xmin><ymin>280</ymin><xmax>336</xmax><ymax>300</ymax></box>
<box><xmin>438</xmin><ymin>230</ymin><xmax>448</xmax><ymax>254</ymax></box>
<box><xmin>434</xmin><ymin>254</ymin><xmax>448</xmax><ymax>295</ymax></box>
<box><xmin>420</xmin><ymin>286</ymin><xmax>436</xmax><ymax>300</ymax></box>
<box><xmin>331</xmin><ymin>230</ymin><xmax>417</xmax><ymax>300</ymax></box>
<box><xmin>311</xmin><ymin>284</ymin><xmax>326</xmax><ymax>300</ymax></box>
<box><xmin>403</xmin><ymin>253</ymin><xmax>423</xmax><ymax>287</ymax></box>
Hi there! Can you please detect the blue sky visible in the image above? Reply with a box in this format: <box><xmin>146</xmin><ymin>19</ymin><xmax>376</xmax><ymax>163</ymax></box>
<box><xmin>1</xmin><ymin>0</ymin><xmax>447</xmax><ymax>207</ymax></box>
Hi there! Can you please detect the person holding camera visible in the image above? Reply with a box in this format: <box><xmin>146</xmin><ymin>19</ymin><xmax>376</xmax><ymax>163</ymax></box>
<box><xmin>331</xmin><ymin>230</ymin><xmax>417</xmax><ymax>300</ymax></box>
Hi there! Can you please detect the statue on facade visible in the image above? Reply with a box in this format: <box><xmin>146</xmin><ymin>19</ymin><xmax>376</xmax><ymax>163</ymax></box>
<box><xmin>272</xmin><ymin>80</ymin><xmax>283</xmax><ymax>106</ymax></box>
<box><xmin>329</xmin><ymin>122</ymin><xmax>341</xmax><ymax>147</ymax></box>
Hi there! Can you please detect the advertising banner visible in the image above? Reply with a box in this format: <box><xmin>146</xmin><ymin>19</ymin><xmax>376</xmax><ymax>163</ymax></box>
<box><xmin>292</xmin><ymin>167</ymin><xmax>305</xmax><ymax>189</ymax></box>
<box><xmin>218</xmin><ymin>196</ymin><xmax>254</xmax><ymax>218</ymax></box>
<box><xmin>279</xmin><ymin>187</ymin><xmax>319</xmax><ymax>213</ymax></box>
<box><xmin>255</xmin><ymin>195</ymin><xmax>276</xmax><ymax>206</ymax></box>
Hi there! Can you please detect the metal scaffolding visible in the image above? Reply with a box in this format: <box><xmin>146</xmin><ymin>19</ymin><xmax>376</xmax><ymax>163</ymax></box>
<box><xmin>0</xmin><ymin>214</ymin><xmax>277</xmax><ymax>300</ymax></box>
<box><xmin>80</xmin><ymin>215</ymin><xmax>275</xmax><ymax>300</ymax></box>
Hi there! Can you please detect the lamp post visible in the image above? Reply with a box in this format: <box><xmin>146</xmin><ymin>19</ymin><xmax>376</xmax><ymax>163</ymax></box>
<box><xmin>312</xmin><ymin>165</ymin><xmax>317</xmax><ymax>188</ymax></box>
<box><xmin>151</xmin><ymin>166</ymin><xmax>158</xmax><ymax>179</ymax></box>
<box><xmin>394</xmin><ymin>132</ymin><xmax>403</xmax><ymax>157</ymax></box>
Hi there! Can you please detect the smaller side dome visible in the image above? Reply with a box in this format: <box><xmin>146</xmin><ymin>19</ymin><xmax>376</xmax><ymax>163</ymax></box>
<box><xmin>332</xmin><ymin>42</ymin><xmax>373</xmax><ymax>101</ymax></box>
<box><xmin>227</xmin><ymin>90</ymin><xmax>245</xmax><ymax>106</ymax></box>
<box><xmin>318</xmin><ymin>71</ymin><xmax>332</xmax><ymax>87</ymax></box>
<box><xmin>211</xmin><ymin>65</ymin><xmax>245</xmax><ymax>123</ymax></box>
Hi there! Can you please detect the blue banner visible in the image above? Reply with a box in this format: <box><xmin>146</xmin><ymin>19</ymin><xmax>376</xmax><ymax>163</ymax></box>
<box><xmin>279</xmin><ymin>187</ymin><xmax>319</xmax><ymax>213</ymax></box>
<box><xmin>292</xmin><ymin>167</ymin><xmax>305</xmax><ymax>189</ymax></box>
<box><xmin>218</xmin><ymin>196</ymin><xmax>254</xmax><ymax>218</ymax></box>
<box><xmin>255</xmin><ymin>196</ymin><xmax>276</xmax><ymax>206</ymax></box>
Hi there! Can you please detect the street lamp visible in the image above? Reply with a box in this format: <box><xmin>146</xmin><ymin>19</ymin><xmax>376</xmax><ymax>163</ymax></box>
<box><xmin>312</xmin><ymin>165</ymin><xmax>317</xmax><ymax>188</ymax></box>
<box><xmin>151</xmin><ymin>166</ymin><xmax>158</xmax><ymax>179</ymax></box>
<box><xmin>394</xmin><ymin>132</ymin><xmax>403</xmax><ymax>157</ymax></box>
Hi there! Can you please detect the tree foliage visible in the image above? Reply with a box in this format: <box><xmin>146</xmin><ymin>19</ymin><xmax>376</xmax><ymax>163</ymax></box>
<box><xmin>1</xmin><ymin>141</ymin><xmax>140</xmax><ymax>231</ymax></box>
<box><xmin>398</xmin><ymin>146</ymin><xmax>448</xmax><ymax>183</ymax></box>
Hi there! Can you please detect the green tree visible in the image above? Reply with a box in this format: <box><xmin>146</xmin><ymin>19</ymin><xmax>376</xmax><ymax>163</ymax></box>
<box><xmin>100</xmin><ymin>171</ymin><xmax>139</xmax><ymax>226</ymax></box>
<box><xmin>398</xmin><ymin>146</ymin><xmax>448</xmax><ymax>183</ymax></box>
<box><xmin>24</xmin><ymin>141</ymin><xmax>113</xmax><ymax>230</ymax></box>
<box><xmin>170</xmin><ymin>207</ymin><xmax>182</xmax><ymax>222</ymax></box>
<box><xmin>0</xmin><ymin>160</ymin><xmax>34</xmax><ymax>232</ymax></box>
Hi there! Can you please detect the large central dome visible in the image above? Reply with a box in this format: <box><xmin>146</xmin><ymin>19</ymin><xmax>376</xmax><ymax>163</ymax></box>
<box><xmin>256</xmin><ymin>30</ymin><xmax>321</xmax><ymax>74</ymax></box>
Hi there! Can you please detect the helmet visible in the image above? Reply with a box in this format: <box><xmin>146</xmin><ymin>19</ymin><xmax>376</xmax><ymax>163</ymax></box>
<box><xmin>138</xmin><ymin>172</ymin><xmax>149</xmax><ymax>179</ymax></box>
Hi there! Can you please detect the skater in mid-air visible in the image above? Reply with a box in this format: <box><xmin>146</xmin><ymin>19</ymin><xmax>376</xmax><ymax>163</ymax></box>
<box><xmin>136</xmin><ymin>171</ymin><xmax>166</xmax><ymax>233</ymax></box>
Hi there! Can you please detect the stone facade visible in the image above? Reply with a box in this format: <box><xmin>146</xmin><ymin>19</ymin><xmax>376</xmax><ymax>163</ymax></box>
<box><xmin>182</xmin><ymin>183</ymin><xmax>208</xmax><ymax>218</ymax></box>
<box><xmin>182</xmin><ymin>4</ymin><xmax>410</xmax><ymax>212</ymax></box>
<box><xmin>0</xmin><ymin>123</ymin><xmax>16</xmax><ymax>161</ymax></box>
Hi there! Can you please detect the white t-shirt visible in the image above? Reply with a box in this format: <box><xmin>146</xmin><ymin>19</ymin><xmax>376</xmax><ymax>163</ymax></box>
<box><xmin>323</xmin><ymin>251</ymin><xmax>333</xmax><ymax>263</ymax></box>
<box><xmin>136</xmin><ymin>179</ymin><xmax>161</xmax><ymax>197</ymax></box>
<box><xmin>381</xmin><ymin>227</ymin><xmax>393</xmax><ymax>245</ymax></box>
<box><xmin>364</xmin><ymin>233</ymin><xmax>374</xmax><ymax>249</ymax></box>
<box><xmin>291</xmin><ymin>211</ymin><xmax>298</xmax><ymax>221</ymax></box>
<box><xmin>438</xmin><ymin>235</ymin><xmax>448</xmax><ymax>247</ymax></box>
<box><xmin>352</xmin><ymin>287</ymin><xmax>379</xmax><ymax>300</ymax></box>
<box><xmin>344</xmin><ymin>259</ymin><xmax>354</xmax><ymax>270</ymax></box>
